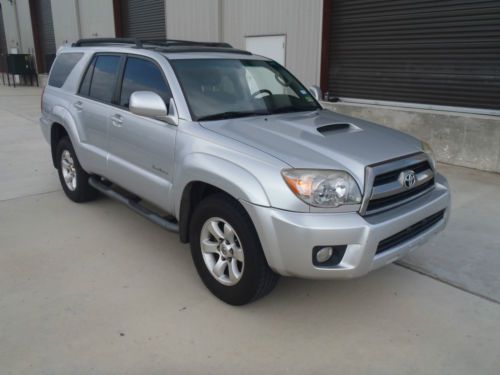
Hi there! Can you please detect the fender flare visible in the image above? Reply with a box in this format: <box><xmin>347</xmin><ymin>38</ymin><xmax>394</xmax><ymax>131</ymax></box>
<box><xmin>174</xmin><ymin>153</ymin><xmax>271</xmax><ymax>217</ymax></box>
<box><xmin>173</xmin><ymin>153</ymin><xmax>271</xmax><ymax>243</ymax></box>
<box><xmin>49</xmin><ymin>105</ymin><xmax>84</xmax><ymax>165</ymax></box>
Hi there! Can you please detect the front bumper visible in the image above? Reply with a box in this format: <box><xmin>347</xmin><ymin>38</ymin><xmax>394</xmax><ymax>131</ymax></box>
<box><xmin>242</xmin><ymin>173</ymin><xmax>450</xmax><ymax>279</ymax></box>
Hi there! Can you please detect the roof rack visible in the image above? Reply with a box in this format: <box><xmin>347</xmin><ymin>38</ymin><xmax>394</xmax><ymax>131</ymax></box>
<box><xmin>141</xmin><ymin>39</ymin><xmax>233</xmax><ymax>48</ymax></box>
<box><xmin>71</xmin><ymin>38</ymin><xmax>246</xmax><ymax>52</ymax></box>
<box><xmin>72</xmin><ymin>38</ymin><xmax>144</xmax><ymax>48</ymax></box>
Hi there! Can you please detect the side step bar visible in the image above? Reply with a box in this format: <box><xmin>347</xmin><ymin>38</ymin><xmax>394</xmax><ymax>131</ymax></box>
<box><xmin>88</xmin><ymin>177</ymin><xmax>179</xmax><ymax>233</ymax></box>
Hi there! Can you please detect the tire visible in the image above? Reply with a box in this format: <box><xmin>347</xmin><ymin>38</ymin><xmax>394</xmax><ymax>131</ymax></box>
<box><xmin>190</xmin><ymin>194</ymin><xmax>279</xmax><ymax>305</ymax></box>
<box><xmin>56</xmin><ymin>136</ymin><xmax>98</xmax><ymax>203</ymax></box>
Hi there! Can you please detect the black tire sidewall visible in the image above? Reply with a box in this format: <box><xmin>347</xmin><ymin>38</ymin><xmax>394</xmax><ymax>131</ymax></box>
<box><xmin>190</xmin><ymin>195</ymin><xmax>272</xmax><ymax>305</ymax></box>
<box><xmin>56</xmin><ymin>137</ymin><xmax>94</xmax><ymax>202</ymax></box>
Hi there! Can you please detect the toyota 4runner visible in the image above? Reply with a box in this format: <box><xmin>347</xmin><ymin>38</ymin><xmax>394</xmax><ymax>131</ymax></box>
<box><xmin>40</xmin><ymin>38</ymin><xmax>451</xmax><ymax>305</ymax></box>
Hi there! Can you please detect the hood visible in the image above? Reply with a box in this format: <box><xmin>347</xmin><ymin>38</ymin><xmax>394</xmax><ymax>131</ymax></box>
<box><xmin>200</xmin><ymin>109</ymin><xmax>422</xmax><ymax>185</ymax></box>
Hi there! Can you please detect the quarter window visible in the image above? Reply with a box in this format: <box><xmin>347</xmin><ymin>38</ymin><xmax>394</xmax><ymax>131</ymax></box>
<box><xmin>48</xmin><ymin>53</ymin><xmax>83</xmax><ymax>88</ymax></box>
<box><xmin>119</xmin><ymin>57</ymin><xmax>171</xmax><ymax>108</ymax></box>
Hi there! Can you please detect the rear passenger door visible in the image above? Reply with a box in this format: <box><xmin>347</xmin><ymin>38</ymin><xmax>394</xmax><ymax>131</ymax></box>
<box><xmin>106</xmin><ymin>55</ymin><xmax>177</xmax><ymax>212</ymax></box>
<box><xmin>75</xmin><ymin>54</ymin><xmax>122</xmax><ymax>176</ymax></box>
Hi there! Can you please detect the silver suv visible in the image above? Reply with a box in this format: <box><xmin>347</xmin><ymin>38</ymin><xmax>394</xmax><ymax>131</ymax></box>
<box><xmin>40</xmin><ymin>39</ymin><xmax>450</xmax><ymax>305</ymax></box>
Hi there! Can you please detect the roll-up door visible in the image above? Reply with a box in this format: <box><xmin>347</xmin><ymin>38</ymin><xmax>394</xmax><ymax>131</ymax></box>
<box><xmin>30</xmin><ymin>0</ymin><xmax>56</xmax><ymax>73</ymax></box>
<box><xmin>326</xmin><ymin>0</ymin><xmax>500</xmax><ymax>110</ymax></box>
<box><xmin>120</xmin><ymin>0</ymin><xmax>166</xmax><ymax>39</ymax></box>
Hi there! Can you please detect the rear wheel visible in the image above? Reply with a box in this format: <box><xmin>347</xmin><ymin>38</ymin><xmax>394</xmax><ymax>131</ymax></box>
<box><xmin>190</xmin><ymin>194</ymin><xmax>279</xmax><ymax>305</ymax></box>
<box><xmin>56</xmin><ymin>137</ymin><xmax>98</xmax><ymax>203</ymax></box>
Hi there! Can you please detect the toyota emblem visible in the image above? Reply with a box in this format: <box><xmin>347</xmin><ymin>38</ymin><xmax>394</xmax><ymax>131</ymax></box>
<box><xmin>400</xmin><ymin>170</ymin><xmax>417</xmax><ymax>189</ymax></box>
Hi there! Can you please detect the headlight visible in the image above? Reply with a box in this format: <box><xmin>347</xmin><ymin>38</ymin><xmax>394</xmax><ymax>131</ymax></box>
<box><xmin>422</xmin><ymin>141</ymin><xmax>436</xmax><ymax>169</ymax></box>
<box><xmin>281</xmin><ymin>169</ymin><xmax>362</xmax><ymax>208</ymax></box>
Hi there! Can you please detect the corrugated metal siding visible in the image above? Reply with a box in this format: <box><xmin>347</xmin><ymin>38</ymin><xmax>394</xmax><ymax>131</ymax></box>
<box><xmin>121</xmin><ymin>0</ymin><xmax>166</xmax><ymax>39</ymax></box>
<box><xmin>327</xmin><ymin>0</ymin><xmax>500</xmax><ymax>110</ymax></box>
<box><xmin>166</xmin><ymin>0</ymin><xmax>220</xmax><ymax>42</ymax></box>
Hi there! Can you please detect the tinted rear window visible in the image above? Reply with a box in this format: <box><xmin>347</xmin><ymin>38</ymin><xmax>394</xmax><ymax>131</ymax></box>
<box><xmin>48</xmin><ymin>53</ymin><xmax>83</xmax><ymax>88</ymax></box>
<box><xmin>88</xmin><ymin>55</ymin><xmax>121</xmax><ymax>103</ymax></box>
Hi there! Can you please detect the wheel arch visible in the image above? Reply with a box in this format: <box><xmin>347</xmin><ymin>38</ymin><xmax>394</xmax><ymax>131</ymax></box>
<box><xmin>50</xmin><ymin>122</ymin><xmax>69</xmax><ymax>167</ymax></box>
<box><xmin>175</xmin><ymin>154</ymin><xmax>271</xmax><ymax>244</ymax></box>
<box><xmin>49</xmin><ymin>105</ymin><xmax>82</xmax><ymax>167</ymax></box>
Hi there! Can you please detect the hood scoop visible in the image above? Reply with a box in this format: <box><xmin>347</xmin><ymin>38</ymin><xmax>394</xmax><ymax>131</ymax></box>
<box><xmin>317</xmin><ymin>123</ymin><xmax>353</xmax><ymax>135</ymax></box>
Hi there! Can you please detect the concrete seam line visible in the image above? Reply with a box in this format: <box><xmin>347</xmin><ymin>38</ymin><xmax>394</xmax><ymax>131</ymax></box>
<box><xmin>0</xmin><ymin>189</ymin><xmax>61</xmax><ymax>203</ymax></box>
<box><xmin>0</xmin><ymin>107</ymin><xmax>40</xmax><ymax>124</ymax></box>
<box><xmin>395</xmin><ymin>261</ymin><xmax>500</xmax><ymax>305</ymax></box>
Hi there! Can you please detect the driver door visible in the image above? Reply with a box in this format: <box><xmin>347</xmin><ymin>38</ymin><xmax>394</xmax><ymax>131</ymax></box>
<box><xmin>106</xmin><ymin>55</ymin><xmax>176</xmax><ymax>211</ymax></box>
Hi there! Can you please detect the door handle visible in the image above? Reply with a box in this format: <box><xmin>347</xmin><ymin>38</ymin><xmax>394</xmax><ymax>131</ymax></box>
<box><xmin>111</xmin><ymin>114</ymin><xmax>123</xmax><ymax>127</ymax></box>
<box><xmin>73</xmin><ymin>101</ymin><xmax>83</xmax><ymax>110</ymax></box>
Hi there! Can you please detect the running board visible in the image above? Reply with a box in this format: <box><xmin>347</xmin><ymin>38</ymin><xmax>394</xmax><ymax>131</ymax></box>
<box><xmin>88</xmin><ymin>177</ymin><xmax>179</xmax><ymax>233</ymax></box>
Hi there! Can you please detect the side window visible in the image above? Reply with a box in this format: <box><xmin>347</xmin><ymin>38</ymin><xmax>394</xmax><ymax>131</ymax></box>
<box><xmin>48</xmin><ymin>53</ymin><xmax>83</xmax><ymax>88</ymax></box>
<box><xmin>119</xmin><ymin>57</ymin><xmax>171</xmax><ymax>108</ymax></box>
<box><xmin>88</xmin><ymin>55</ymin><xmax>121</xmax><ymax>103</ymax></box>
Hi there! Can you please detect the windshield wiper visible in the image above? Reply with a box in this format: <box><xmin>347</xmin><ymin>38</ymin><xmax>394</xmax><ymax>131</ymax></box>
<box><xmin>271</xmin><ymin>106</ymin><xmax>319</xmax><ymax>114</ymax></box>
<box><xmin>197</xmin><ymin>110</ymin><xmax>270</xmax><ymax>121</ymax></box>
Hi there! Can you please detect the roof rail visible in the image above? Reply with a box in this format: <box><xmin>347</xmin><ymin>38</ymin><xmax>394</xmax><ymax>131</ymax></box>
<box><xmin>72</xmin><ymin>38</ymin><xmax>143</xmax><ymax>48</ymax></box>
<box><xmin>72</xmin><ymin>38</ymin><xmax>234</xmax><ymax>49</ymax></box>
<box><xmin>141</xmin><ymin>39</ymin><xmax>233</xmax><ymax>48</ymax></box>
<box><xmin>71</xmin><ymin>38</ymin><xmax>252</xmax><ymax>55</ymax></box>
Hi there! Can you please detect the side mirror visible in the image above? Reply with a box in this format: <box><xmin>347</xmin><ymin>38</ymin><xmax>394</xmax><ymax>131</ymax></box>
<box><xmin>129</xmin><ymin>91</ymin><xmax>179</xmax><ymax>125</ymax></box>
<box><xmin>308</xmin><ymin>85</ymin><xmax>323</xmax><ymax>101</ymax></box>
<box><xmin>130</xmin><ymin>91</ymin><xmax>167</xmax><ymax>119</ymax></box>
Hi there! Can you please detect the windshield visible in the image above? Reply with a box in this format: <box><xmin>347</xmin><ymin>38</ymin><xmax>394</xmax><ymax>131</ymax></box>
<box><xmin>170</xmin><ymin>59</ymin><xmax>321</xmax><ymax>121</ymax></box>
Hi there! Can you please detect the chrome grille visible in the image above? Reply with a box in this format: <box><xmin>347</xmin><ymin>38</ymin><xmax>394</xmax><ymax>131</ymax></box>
<box><xmin>360</xmin><ymin>153</ymin><xmax>435</xmax><ymax>216</ymax></box>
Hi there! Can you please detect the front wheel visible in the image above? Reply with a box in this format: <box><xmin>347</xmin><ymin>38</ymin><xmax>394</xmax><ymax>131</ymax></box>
<box><xmin>56</xmin><ymin>137</ymin><xmax>98</xmax><ymax>203</ymax></box>
<box><xmin>189</xmin><ymin>194</ymin><xmax>279</xmax><ymax>305</ymax></box>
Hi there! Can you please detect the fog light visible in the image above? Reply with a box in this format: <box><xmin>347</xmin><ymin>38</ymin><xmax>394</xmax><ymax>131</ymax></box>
<box><xmin>312</xmin><ymin>245</ymin><xmax>348</xmax><ymax>267</ymax></box>
<box><xmin>315</xmin><ymin>247</ymin><xmax>333</xmax><ymax>263</ymax></box>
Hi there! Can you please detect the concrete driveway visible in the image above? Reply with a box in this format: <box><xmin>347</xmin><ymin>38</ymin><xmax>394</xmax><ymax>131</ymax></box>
<box><xmin>1</xmin><ymin>85</ymin><xmax>499</xmax><ymax>374</ymax></box>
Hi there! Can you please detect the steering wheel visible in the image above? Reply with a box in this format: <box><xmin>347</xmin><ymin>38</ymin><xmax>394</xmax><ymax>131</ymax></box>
<box><xmin>251</xmin><ymin>89</ymin><xmax>273</xmax><ymax>99</ymax></box>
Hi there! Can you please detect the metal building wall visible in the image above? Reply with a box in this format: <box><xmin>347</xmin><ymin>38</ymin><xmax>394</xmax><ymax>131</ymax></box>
<box><xmin>0</xmin><ymin>0</ymin><xmax>22</xmax><ymax>51</ymax></box>
<box><xmin>14</xmin><ymin>0</ymin><xmax>35</xmax><ymax>54</ymax></box>
<box><xmin>50</xmin><ymin>0</ymin><xmax>80</xmax><ymax>47</ymax></box>
<box><xmin>0</xmin><ymin>3</ymin><xmax>7</xmax><ymax>59</ymax></box>
<box><xmin>166</xmin><ymin>0</ymin><xmax>220</xmax><ymax>42</ymax></box>
<box><xmin>78</xmin><ymin>0</ymin><xmax>115</xmax><ymax>40</ymax></box>
<box><xmin>224</xmin><ymin>0</ymin><xmax>323</xmax><ymax>87</ymax></box>
<box><xmin>166</xmin><ymin>0</ymin><xmax>323</xmax><ymax>87</ymax></box>
<box><xmin>49</xmin><ymin>0</ymin><xmax>115</xmax><ymax>47</ymax></box>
